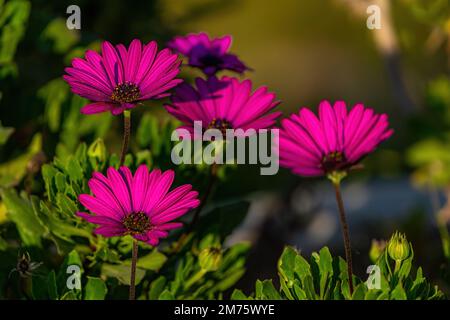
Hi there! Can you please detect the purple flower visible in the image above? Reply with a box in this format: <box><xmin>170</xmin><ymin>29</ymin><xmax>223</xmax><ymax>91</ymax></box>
<box><xmin>278</xmin><ymin>100</ymin><xmax>394</xmax><ymax>177</ymax></box>
<box><xmin>165</xmin><ymin>76</ymin><xmax>281</xmax><ymax>136</ymax></box>
<box><xmin>64</xmin><ymin>39</ymin><xmax>182</xmax><ymax>115</ymax></box>
<box><xmin>77</xmin><ymin>165</ymin><xmax>200</xmax><ymax>246</ymax></box>
<box><xmin>168</xmin><ymin>33</ymin><xmax>248</xmax><ymax>76</ymax></box>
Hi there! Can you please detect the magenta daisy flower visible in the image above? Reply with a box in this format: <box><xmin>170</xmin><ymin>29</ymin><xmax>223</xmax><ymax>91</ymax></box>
<box><xmin>64</xmin><ymin>39</ymin><xmax>182</xmax><ymax>115</ymax></box>
<box><xmin>165</xmin><ymin>76</ymin><xmax>281</xmax><ymax>136</ymax></box>
<box><xmin>279</xmin><ymin>100</ymin><xmax>394</xmax><ymax>177</ymax></box>
<box><xmin>168</xmin><ymin>33</ymin><xmax>248</xmax><ymax>76</ymax></box>
<box><xmin>77</xmin><ymin>165</ymin><xmax>200</xmax><ymax>246</ymax></box>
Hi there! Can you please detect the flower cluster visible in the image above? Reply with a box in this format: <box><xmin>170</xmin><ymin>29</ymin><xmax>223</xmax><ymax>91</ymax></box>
<box><xmin>64</xmin><ymin>33</ymin><xmax>393</xmax><ymax>246</ymax></box>
<box><xmin>64</xmin><ymin>33</ymin><xmax>393</xmax><ymax>298</ymax></box>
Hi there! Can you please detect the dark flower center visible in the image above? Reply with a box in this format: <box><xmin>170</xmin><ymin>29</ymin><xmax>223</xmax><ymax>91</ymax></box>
<box><xmin>199</xmin><ymin>54</ymin><xmax>223</xmax><ymax>67</ymax></box>
<box><xmin>122</xmin><ymin>212</ymin><xmax>151</xmax><ymax>235</ymax></box>
<box><xmin>207</xmin><ymin>118</ymin><xmax>232</xmax><ymax>136</ymax></box>
<box><xmin>19</xmin><ymin>260</ymin><xmax>29</xmax><ymax>272</ymax></box>
<box><xmin>322</xmin><ymin>151</ymin><xmax>347</xmax><ymax>172</ymax></box>
<box><xmin>111</xmin><ymin>81</ymin><xmax>140</xmax><ymax>103</ymax></box>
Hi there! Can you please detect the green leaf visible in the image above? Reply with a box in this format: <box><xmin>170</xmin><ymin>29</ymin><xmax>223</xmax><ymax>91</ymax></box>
<box><xmin>0</xmin><ymin>121</ymin><xmax>13</xmax><ymax>145</ymax></box>
<box><xmin>48</xmin><ymin>271</ymin><xmax>58</xmax><ymax>300</ymax></box>
<box><xmin>57</xmin><ymin>249</ymin><xmax>83</xmax><ymax>296</ymax></box>
<box><xmin>55</xmin><ymin>193</ymin><xmax>78</xmax><ymax>217</ymax></box>
<box><xmin>158</xmin><ymin>289</ymin><xmax>175</xmax><ymax>300</ymax></box>
<box><xmin>302</xmin><ymin>275</ymin><xmax>317</xmax><ymax>300</ymax></box>
<box><xmin>231</xmin><ymin>289</ymin><xmax>250</xmax><ymax>300</ymax></box>
<box><xmin>0</xmin><ymin>235</ymin><xmax>7</xmax><ymax>250</ymax></box>
<box><xmin>40</xmin><ymin>18</ymin><xmax>79</xmax><ymax>54</ymax></box>
<box><xmin>32</xmin><ymin>273</ymin><xmax>50</xmax><ymax>300</ymax></box>
<box><xmin>364</xmin><ymin>289</ymin><xmax>382</xmax><ymax>300</ymax></box>
<box><xmin>212</xmin><ymin>269</ymin><xmax>246</xmax><ymax>292</ymax></box>
<box><xmin>0</xmin><ymin>133</ymin><xmax>42</xmax><ymax>187</ymax></box>
<box><xmin>351</xmin><ymin>283</ymin><xmax>367</xmax><ymax>300</ymax></box>
<box><xmin>396</xmin><ymin>244</ymin><xmax>414</xmax><ymax>280</ymax></box>
<box><xmin>293</xmin><ymin>283</ymin><xmax>307</xmax><ymax>300</ymax></box>
<box><xmin>149</xmin><ymin>276</ymin><xmax>167</xmax><ymax>300</ymax></box>
<box><xmin>41</xmin><ymin>164</ymin><xmax>58</xmax><ymax>202</ymax></box>
<box><xmin>391</xmin><ymin>283</ymin><xmax>407</xmax><ymax>300</ymax></box>
<box><xmin>60</xmin><ymin>291</ymin><xmax>80</xmax><ymax>300</ymax></box>
<box><xmin>278</xmin><ymin>246</ymin><xmax>298</xmax><ymax>287</ymax></box>
<box><xmin>0</xmin><ymin>188</ymin><xmax>46</xmax><ymax>247</ymax></box>
<box><xmin>101</xmin><ymin>263</ymin><xmax>145</xmax><ymax>286</ymax></box>
<box><xmin>255</xmin><ymin>280</ymin><xmax>281</xmax><ymax>300</ymax></box>
<box><xmin>135</xmin><ymin>249</ymin><xmax>167</xmax><ymax>271</ymax></box>
<box><xmin>294</xmin><ymin>253</ymin><xmax>311</xmax><ymax>279</ymax></box>
<box><xmin>137</xmin><ymin>113</ymin><xmax>156</xmax><ymax>148</ymax></box>
<box><xmin>66</xmin><ymin>158</ymin><xmax>84</xmax><ymax>182</ymax></box>
<box><xmin>279</xmin><ymin>277</ymin><xmax>294</xmax><ymax>299</ymax></box>
<box><xmin>0</xmin><ymin>0</ymin><xmax>30</xmax><ymax>66</ymax></box>
<box><xmin>38</xmin><ymin>79</ymin><xmax>69</xmax><ymax>132</ymax></box>
<box><xmin>317</xmin><ymin>247</ymin><xmax>333</xmax><ymax>274</ymax></box>
<box><xmin>313</xmin><ymin>247</ymin><xmax>333</xmax><ymax>298</ymax></box>
<box><xmin>34</xmin><ymin>199</ymin><xmax>94</xmax><ymax>250</ymax></box>
<box><xmin>84</xmin><ymin>277</ymin><xmax>107</xmax><ymax>300</ymax></box>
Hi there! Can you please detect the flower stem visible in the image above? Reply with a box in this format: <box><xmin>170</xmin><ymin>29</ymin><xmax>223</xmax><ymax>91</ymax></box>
<box><xmin>188</xmin><ymin>163</ymin><xmax>218</xmax><ymax>230</ymax></box>
<box><xmin>394</xmin><ymin>260</ymin><xmax>401</xmax><ymax>273</ymax></box>
<box><xmin>119</xmin><ymin>110</ymin><xmax>131</xmax><ymax>166</ymax></box>
<box><xmin>332</xmin><ymin>181</ymin><xmax>354</xmax><ymax>296</ymax></box>
<box><xmin>129</xmin><ymin>239</ymin><xmax>138</xmax><ymax>300</ymax></box>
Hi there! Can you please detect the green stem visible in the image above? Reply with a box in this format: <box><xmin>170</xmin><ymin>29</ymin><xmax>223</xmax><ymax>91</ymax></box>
<box><xmin>394</xmin><ymin>260</ymin><xmax>401</xmax><ymax>273</ymax></box>
<box><xmin>120</xmin><ymin>110</ymin><xmax>131</xmax><ymax>166</ymax></box>
<box><xmin>332</xmin><ymin>181</ymin><xmax>354</xmax><ymax>296</ymax></box>
<box><xmin>185</xmin><ymin>269</ymin><xmax>207</xmax><ymax>289</ymax></box>
<box><xmin>129</xmin><ymin>239</ymin><xmax>138</xmax><ymax>300</ymax></box>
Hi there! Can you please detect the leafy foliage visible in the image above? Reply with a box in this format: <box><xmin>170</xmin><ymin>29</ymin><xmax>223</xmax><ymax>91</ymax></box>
<box><xmin>0</xmin><ymin>0</ymin><xmax>448</xmax><ymax>301</ymax></box>
<box><xmin>0</xmin><ymin>112</ymin><xmax>249</xmax><ymax>299</ymax></box>
<box><xmin>232</xmin><ymin>243</ymin><xmax>444</xmax><ymax>300</ymax></box>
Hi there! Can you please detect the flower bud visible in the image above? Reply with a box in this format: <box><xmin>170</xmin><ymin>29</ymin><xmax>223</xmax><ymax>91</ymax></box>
<box><xmin>88</xmin><ymin>138</ymin><xmax>107</xmax><ymax>168</ymax></box>
<box><xmin>369</xmin><ymin>239</ymin><xmax>386</xmax><ymax>263</ymax></box>
<box><xmin>387</xmin><ymin>232</ymin><xmax>410</xmax><ymax>262</ymax></box>
<box><xmin>198</xmin><ymin>247</ymin><xmax>222</xmax><ymax>272</ymax></box>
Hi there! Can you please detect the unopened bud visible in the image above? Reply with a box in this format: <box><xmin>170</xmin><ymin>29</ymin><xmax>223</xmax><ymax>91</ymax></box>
<box><xmin>198</xmin><ymin>247</ymin><xmax>222</xmax><ymax>272</ymax></box>
<box><xmin>387</xmin><ymin>232</ymin><xmax>410</xmax><ymax>262</ymax></box>
<box><xmin>88</xmin><ymin>138</ymin><xmax>107</xmax><ymax>168</ymax></box>
<box><xmin>369</xmin><ymin>239</ymin><xmax>386</xmax><ymax>263</ymax></box>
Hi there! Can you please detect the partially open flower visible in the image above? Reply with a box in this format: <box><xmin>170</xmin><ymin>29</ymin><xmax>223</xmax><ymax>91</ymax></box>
<box><xmin>64</xmin><ymin>39</ymin><xmax>182</xmax><ymax>115</ymax></box>
<box><xmin>168</xmin><ymin>33</ymin><xmax>249</xmax><ymax>76</ymax></box>
<box><xmin>77</xmin><ymin>165</ymin><xmax>200</xmax><ymax>246</ymax></box>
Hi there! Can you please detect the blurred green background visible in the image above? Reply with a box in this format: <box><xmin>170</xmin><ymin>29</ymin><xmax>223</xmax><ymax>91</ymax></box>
<box><xmin>0</xmin><ymin>0</ymin><xmax>449</xmax><ymax>296</ymax></box>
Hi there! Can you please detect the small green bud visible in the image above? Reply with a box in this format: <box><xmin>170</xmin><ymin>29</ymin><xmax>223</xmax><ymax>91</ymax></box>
<box><xmin>198</xmin><ymin>247</ymin><xmax>222</xmax><ymax>272</ymax></box>
<box><xmin>88</xmin><ymin>138</ymin><xmax>107</xmax><ymax>168</ymax></box>
<box><xmin>387</xmin><ymin>232</ymin><xmax>410</xmax><ymax>262</ymax></box>
<box><xmin>369</xmin><ymin>239</ymin><xmax>386</xmax><ymax>263</ymax></box>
